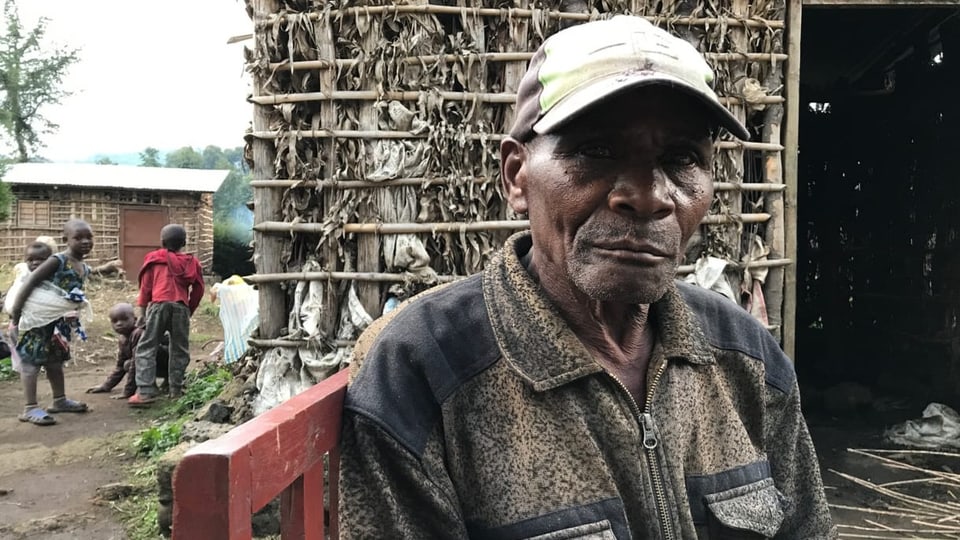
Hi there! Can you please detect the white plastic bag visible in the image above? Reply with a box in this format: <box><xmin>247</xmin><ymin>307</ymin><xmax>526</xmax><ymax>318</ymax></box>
<box><xmin>216</xmin><ymin>278</ymin><xmax>259</xmax><ymax>364</ymax></box>
<box><xmin>885</xmin><ymin>403</ymin><xmax>960</xmax><ymax>449</ymax></box>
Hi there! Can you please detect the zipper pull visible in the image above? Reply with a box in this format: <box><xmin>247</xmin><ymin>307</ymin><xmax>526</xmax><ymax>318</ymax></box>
<box><xmin>641</xmin><ymin>413</ymin><xmax>659</xmax><ymax>449</ymax></box>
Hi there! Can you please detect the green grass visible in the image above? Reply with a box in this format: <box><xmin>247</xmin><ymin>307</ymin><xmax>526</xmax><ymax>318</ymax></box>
<box><xmin>0</xmin><ymin>357</ymin><xmax>15</xmax><ymax>381</ymax></box>
<box><xmin>119</xmin><ymin>363</ymin><xmax>234</xmax><ymax>538</ymax></box>
<box><xmin>112</xmin><ymin>463</ymin><xmax>162</xmax><ymax>540</ymax></box>
<box><xmin>135</xmin><ymin>419</ymin><xmax>186</xmax><ymax>458</ymax></box>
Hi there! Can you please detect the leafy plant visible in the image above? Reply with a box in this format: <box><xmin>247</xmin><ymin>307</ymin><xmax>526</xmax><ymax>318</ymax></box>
<box><xmin>112</xmin><ymin>462</ymin><xmax>161</xmax><ymax>540</ymax></box>
<box><xmin>134</xmin><ymin>420</ymin><xmax>184</xmax><ymax>458</ymax></box>
<box><xmin>0</xmin><ymin>356</ymin><xmax>14</xmax><ymax>381</ymax></box>
<box><xmin>173</xmin><ymin>365</ymin><xmax>232</xmax><ymax>415</ymax></box>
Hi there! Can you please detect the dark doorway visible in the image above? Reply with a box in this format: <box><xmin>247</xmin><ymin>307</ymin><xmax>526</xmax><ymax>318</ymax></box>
<box><xmin>797</xmin><ymin>7</ymin><xmax>960</xmax><ymax>406</ymax></box>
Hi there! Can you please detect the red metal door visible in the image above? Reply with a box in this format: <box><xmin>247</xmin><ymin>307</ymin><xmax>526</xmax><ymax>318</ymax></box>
<box><xmin>121</xmin><ymin>207</ymin><xmax>169</xmax><ymax>281</ymax></box>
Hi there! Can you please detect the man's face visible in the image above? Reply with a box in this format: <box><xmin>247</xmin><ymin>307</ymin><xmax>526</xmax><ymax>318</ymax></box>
<box><xmin>502</xmin><ymin>87</ymin><xmax>715</xmax><ymax>304</ymax></box>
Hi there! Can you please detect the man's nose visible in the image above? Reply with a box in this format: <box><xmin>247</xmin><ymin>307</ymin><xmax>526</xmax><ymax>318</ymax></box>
<box><xmin>607</xmin><ymin>169</ymin><xmax>676</xmax><ymax>218</ymax></box>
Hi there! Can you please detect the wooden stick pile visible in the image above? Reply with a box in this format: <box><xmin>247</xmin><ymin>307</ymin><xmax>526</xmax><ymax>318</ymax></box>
<box><xmin>831</xmin><ymin>448</ymin><xmax>960</xmax><ymax>539</ymax></box>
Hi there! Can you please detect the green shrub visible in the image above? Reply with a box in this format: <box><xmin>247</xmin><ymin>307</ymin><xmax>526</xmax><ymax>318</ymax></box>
<box><xmin>135</xmin><ymin>420</ymin><xmax>185</xmax><ymax>458</ymax></box>
<box><xmin>0</xmin><ymin>357</ymin><xmax>15</xmax><ymax>381</ymax></box>
<box><xmin>173</xmin><ymin>365</ymin><xmax>232</xmax><ymax>415</ymax></box>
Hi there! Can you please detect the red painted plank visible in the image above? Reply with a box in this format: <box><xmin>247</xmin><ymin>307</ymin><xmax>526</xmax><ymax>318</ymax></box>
<box><xmin>172</xmin><ymin>368</ymin><xmax>348</xmax><ymax>539</ymax></box>
<box><xmin>328</xmin><ymin>445</ymin><xmax>341</xmax><ymax>540</ymax></box>
<box><xmin>280</xmin><ymin>461</ymin><xmax>326</xmax><ymax>540</ymax></box>
<box><xmin>172</xmin><ymin>451</ymin><xmax>253</xmax><ymax>540</ymax></box>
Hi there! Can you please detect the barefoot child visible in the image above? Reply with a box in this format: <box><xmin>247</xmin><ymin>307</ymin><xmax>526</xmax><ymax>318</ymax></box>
<box><xmin>129</xmin><ymin>224</ymin><xmax>204</xmax><ymax>406</ymax></box>
<box><xmin>87</xmin><ymin>303</ymin><xmax>169</xmax><ymax>398</ymax></box>
<box><xmin>8</xmin><ymin>219</ymin><xmax>94</xmax><ymax>426</ymax></box>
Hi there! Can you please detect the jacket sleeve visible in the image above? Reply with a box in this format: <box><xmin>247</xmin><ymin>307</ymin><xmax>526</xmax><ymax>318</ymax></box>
<box><xmin>338</xmin><ymin>411</ymin><xmax>469</xmax><ymax>540</ymax></box>
<box><xmin>137</xmin><ymin>266</ymin><xmax>154</xmax><ymax>307</ymax></box>
<box><xmin>187</xmin><ymin>259</ymin><xmax>204</xmax><ymax>314</ymax></box>
<box><xmin>766</xmin><ymin>381</ymin><xmax>838</xmax><ymax>539</ymax></box>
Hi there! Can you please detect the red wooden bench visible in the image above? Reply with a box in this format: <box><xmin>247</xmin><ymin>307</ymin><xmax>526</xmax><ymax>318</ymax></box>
<box><xmin>172</xmin><ymin>368</ymin><xmax>349</xmax><ymax>540</ymax></box>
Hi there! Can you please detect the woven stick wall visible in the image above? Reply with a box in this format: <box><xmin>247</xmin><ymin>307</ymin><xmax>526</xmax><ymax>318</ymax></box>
<box><xmin>242</xmin><ymin>0</ymin><xmax>790</xmax><ymax>378</ymax></box>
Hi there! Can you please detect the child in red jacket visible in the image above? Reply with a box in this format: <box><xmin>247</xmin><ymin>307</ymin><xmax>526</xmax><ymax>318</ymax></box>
<box><xmin>128</xmin><ymin>224</ymin><xmax>204</xmax><ymax>406</ymax></box>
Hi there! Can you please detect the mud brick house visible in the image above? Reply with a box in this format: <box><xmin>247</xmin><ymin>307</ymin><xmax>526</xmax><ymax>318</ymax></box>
<box><xmin>1</xmin><ymin>162</ymin><xmax>228</xmax><ymax>278</ymax></box>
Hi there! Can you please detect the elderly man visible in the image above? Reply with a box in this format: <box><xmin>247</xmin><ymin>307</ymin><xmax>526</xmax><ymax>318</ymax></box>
<box><xmin>339</xmin><ymin>15</ymin><xmax>835</xmax><ymax>539</ymax></box>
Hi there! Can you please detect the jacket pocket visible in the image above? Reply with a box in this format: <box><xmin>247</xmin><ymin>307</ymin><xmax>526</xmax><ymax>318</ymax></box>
<box><xmin>704</xmin><ymin>478</ymin><xmax>785</xmax><ymax>539</ymax></box>
<box><xmin>522</xmin><ymin>520</ymin><xmax>617</xmax><ymax>540</ymax></box>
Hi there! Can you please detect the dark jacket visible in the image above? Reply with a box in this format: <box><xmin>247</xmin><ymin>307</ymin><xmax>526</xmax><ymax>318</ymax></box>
<box><xmin>339</xmin><ymin>232</ymin><xmax>835</xmax><ymax>539</ymax></box>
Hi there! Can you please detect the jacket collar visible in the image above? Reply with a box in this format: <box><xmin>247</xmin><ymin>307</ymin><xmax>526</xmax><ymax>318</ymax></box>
<box><xmin>483</xmin><ymin>232</ymin><xmax>715</xmax><ymax>392</ymax></box>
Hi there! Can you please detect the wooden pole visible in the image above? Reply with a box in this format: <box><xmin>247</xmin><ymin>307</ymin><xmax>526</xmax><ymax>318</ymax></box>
<box><xmin>250</xmin><ymin>213</ymin><xmax>770</xmax><ymax>235</ymax></box>
<box><xmin>354</xmin><ymin>10</ymin><xmax>383</xmax><ymax>319</ymax></box>
<box><xmin>783</xmin><ymin>0</ymin><xmax>803</xmax><ymax>361</ymax></box>
<box><xmin>249</xmin><ymin>178</ymin><xmax>786</xmax><ymax>191</ymax></box>
<box><xmin>763</xmin><ymin>19</ymin><xmax>787</xmax><ymax>344</ymax></box>
<box><xmin>251</xmin><ymin>0</ymin><xmax>285</xmax><ymax>341</ymax></box>
<box><xmin>268</xmin><ymin>52</ymin><xmax>789</xmax><ymax>73</ymax></box>
<box><xmin>722</xmin><ymin>0</ymin><xmax>750</xmax><ymax>302</ymax></box>
<box><xmin>315</xmin><ymin>11</ymin><xmax>342</xmax><ymax>341</ymax></box>
<box><xmin>264</xmin><ymin>7</ymin><xmax>784</xmax><ymax>29</ymax></box>
<box><xmin>240</xmin><ymin>259</ymin><xmax>793</xmax><ymax>285</ymax></box>
<box><xmin>248</xmin><ymin>90</ymin><xmax>785</xmax><ymax>107</ymax></box>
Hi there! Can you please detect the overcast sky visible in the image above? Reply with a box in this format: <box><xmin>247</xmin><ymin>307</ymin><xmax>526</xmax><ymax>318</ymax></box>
<box><xmin>16</xmin><ymin>1</ymin><xmax>253</xmax><ymax>162</ymax></box>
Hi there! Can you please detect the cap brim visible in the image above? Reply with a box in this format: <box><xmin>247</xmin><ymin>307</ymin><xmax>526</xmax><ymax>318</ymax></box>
<box><xmin>532</xmin><ymin>71</ymin><xmax>750</xmax><ymax>141</ymax></box>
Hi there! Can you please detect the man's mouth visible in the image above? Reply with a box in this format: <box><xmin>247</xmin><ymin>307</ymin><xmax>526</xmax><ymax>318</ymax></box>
<box><xmin>592</xmin><ymin>241</ymin><xmax>674</xmax><ymax>264</ymax></box>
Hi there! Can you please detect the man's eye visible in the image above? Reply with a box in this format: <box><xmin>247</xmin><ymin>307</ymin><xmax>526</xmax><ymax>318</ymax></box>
<box><xmin>662</xmin><ymin>150</ymin><xmax>700</xmax><ymax>168</ymax></box>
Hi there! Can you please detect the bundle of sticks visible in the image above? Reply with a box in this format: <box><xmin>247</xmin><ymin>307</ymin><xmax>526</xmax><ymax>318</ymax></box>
<box><xmin>831</xmin><ymin>448</ymin><xmax>960</xmax><ymax>539</ymax></box>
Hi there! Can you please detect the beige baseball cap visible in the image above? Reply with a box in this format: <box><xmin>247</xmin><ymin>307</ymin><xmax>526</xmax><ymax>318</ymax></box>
<box><xmin>509</xmin><ymin>16</ymin><xmax>749</xmax><ymax>141</ymax></box>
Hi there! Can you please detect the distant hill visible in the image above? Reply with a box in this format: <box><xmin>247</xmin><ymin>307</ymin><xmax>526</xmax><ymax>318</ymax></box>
<box><xmin>83</xmin><ymin>151</ymin><xmax>168</xmax><ymax>166</ymax></box>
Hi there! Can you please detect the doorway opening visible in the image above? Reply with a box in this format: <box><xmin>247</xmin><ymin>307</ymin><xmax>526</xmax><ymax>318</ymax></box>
<box><xmin>797</xmin><ymin>6</ymin><xmax>960</xmax><ymax>412</ymax></box>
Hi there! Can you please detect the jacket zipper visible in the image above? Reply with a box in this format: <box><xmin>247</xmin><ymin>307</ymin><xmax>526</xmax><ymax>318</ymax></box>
<box><xmin>608</xmin><ymin>360</ymin><xmax>675</xmax><ymax>540</ymax></box>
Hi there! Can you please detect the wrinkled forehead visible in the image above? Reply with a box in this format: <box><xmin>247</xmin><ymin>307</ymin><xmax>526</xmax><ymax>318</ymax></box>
<box><xmin>545</xmin><ymin>87</ymin><xmax>715</xmax><ymax>141</ymax></box>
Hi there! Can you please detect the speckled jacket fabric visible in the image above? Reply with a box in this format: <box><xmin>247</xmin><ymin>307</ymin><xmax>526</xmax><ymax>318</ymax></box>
<box><xmin>339</xmin><ymin>232</ymin><xmax>836</xmax><ymax>540</ymax></box>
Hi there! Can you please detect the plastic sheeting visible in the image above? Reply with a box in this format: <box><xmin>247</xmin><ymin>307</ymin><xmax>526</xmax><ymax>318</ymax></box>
<box><xmin>215</xmin><ymin>277</ymin><xmax>259</xmax><ymax>364</ymax></box>
<box><xmin>370</xmin><ymin>101</ymin><xmax>438</xmax><ymax>285</ymax></box>
<box><xmin>884</xmin><ymin>403</ymin><xmax>960</xmax><ymax>449</ymax></box>
<box><xmin>254</xmin><ymin>260</ymin><xmax>373</xmax><ymax>415</ymax></box>
<box><xmin>683</xmin><ymin>256</ymin><xmax>737</xmax><ymax>302</ymax></box>
<box><xmin>741</xmin><ymin>234</ymin><xmax>771</xmax><ymax>326</ymax></box>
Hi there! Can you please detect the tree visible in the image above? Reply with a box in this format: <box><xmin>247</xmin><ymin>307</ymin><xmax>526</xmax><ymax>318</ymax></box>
<box><xmin>164</xmin><ymin>146</ymin><xmax>203</xmax><ymax>169</ymax></box>
<box><xmin>94</xmin><ymin>156</ymin><xmax>115</xmax><ymax>165</ymax></box>
<box><xmin>139</xmin><ymin>147</ymin><xmax>161</xmax><ymax>167</ymax></box>
<box><xmin>202</xmin><ymin>145</ymin><xmax>231</xmax><ymax>170</ymax></box>
<box><xmin>0</xmin><ymin>0</ymin><xmax>79</xmax><ymax>162</ymax></box>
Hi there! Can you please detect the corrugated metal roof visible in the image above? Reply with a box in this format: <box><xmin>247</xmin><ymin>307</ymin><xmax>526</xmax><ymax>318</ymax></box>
<box><xmin>4</xmin><ymin>163</ymin><xmax>229</xmax><ymax>193</ymax></box>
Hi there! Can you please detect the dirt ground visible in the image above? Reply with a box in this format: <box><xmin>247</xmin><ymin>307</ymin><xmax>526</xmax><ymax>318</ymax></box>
<box><xmin>0</xmin><ymin>276</ymin><xmax>223</xmax><ymax>540</ymax></box>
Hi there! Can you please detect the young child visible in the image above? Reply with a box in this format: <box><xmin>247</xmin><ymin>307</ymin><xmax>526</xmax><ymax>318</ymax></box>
<box><xmin>8</xmin><ymin>219</ymin><xmax>94</xmax><ymax>426</ymax></box>
<box><xmin>129</xmin><ymin>224</ymin><xmax>204</xmax><ymax>406</ymax></box>
<box><xmin>0</xmin><ymin>241</ymin><xmax>55</xmax><ymax>362</ymax></box>
<box><xmin>86</xmin><ymin>302</ymin><xmax>169</xmax><ymax>399</ymax></box>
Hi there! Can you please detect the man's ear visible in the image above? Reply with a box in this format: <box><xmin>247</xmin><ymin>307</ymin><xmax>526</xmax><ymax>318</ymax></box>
<box><xmin>500</xmin><ymin>137</ymin><xmax>529</xmax><ymax>215</ymax></box>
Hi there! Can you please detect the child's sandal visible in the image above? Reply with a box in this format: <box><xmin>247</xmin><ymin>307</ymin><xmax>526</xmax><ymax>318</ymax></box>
<box><xmin>18</xmin><ymin>407</ymin><xmax>56</xmax><ymax>425</ymax></box>
<box><xmin>46</xmin><ymin>398</ymin><xmax>89</xmax><ymax>413</ymax></box>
